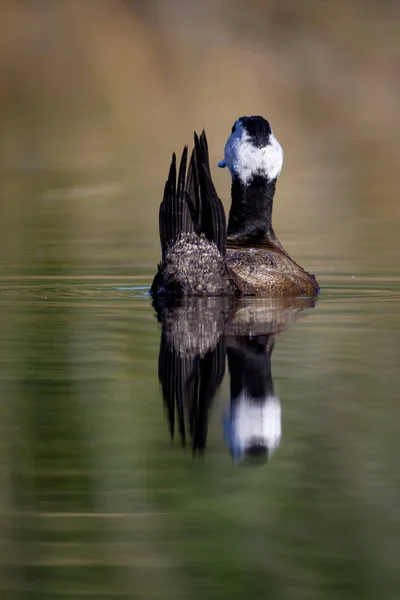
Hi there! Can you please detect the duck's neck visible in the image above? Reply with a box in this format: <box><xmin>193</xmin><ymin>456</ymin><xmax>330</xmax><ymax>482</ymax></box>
<box><xmin>227</xmin><ymin>175</ymin><xmax>278</xmax><ymax>245</ymax></box>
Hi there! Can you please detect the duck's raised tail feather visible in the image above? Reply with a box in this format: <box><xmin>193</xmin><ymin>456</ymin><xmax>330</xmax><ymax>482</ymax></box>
<box><xmin>194</xmin><ymin>131</ymin><xmax>227</xmax><ymax>256</ymax></box>
<box><xmin>158</xmin><ymin>131</ymin><xmax>227</xmax><ymax>257</ymax></box>
<box><xmin>159</xmin><ymin>147</ymin><xmax>194</xmax><ymax>258</ymax></box>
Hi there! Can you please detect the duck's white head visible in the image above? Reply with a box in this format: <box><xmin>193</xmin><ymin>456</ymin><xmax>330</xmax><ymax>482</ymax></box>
<box><xmin>218</xmin><ymin>116</ymin><xmax>284</xmax><ymax>185</ymax></box>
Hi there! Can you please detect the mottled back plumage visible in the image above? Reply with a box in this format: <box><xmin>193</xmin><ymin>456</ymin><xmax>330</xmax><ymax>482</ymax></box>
<box><xmin>151</xmin><ymin>131</ymin><xmax>233</xmax><ymax>296</ymax></box>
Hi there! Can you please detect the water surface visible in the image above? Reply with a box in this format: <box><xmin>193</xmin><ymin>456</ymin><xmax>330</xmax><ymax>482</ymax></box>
<box><xmin>1</xmin><ymin>274</ymin><xmax>400</xmax><ymax>599</ymax></box>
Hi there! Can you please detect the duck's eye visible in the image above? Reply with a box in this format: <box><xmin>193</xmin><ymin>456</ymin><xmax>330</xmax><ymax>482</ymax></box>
<box><xmin>231</xmin><ymin>123</ymin><xmax>236</xmax><ymax>134</ymax></box>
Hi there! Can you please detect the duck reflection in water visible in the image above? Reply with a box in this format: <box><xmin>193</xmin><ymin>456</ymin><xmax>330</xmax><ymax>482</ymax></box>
<box><xmin>224</xmin><ymin>335</ymin><xmax>280</xmax><ymax>463</ymax></box>
<box><xmin>153</xmin><ymin>296</ymin><xmax>315</xmax><ymax>464</ymax></box>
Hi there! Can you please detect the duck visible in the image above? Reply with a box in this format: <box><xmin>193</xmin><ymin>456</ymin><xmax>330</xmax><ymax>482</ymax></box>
<box><xmin>151</xmin><ymin>116</ymin><xmax>319</xmax><ymax>297</ymax></box>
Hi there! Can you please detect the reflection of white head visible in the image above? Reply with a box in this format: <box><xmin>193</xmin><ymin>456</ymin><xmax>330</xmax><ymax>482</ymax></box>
<box><xmin>232</xmin><ymin>393</ymin><xmax>282</xmax><ymax>459</ymax></box>
<box><xmin>218</xmin><ymin>116</ymin><xmax>284</xmax><ymax>186</ymax></box>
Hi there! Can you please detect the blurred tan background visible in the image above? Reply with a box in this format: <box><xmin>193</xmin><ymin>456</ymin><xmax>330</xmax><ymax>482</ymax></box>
<box><xmin>0</xmin><ymin>0</ymin><xmax>399</xmax><ymax>278</ymax></box>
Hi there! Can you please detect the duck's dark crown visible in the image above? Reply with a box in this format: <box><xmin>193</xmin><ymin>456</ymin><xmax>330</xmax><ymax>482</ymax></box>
<box><xmin>238</xmin><ymin>116</ymin><xmax>272</xmax><ymax>148</ymax></box>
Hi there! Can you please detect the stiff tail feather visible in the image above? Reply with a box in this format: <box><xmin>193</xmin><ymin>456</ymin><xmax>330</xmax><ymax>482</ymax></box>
<box><xmin>158</xmin><ymin>131</ymin><xmax>227</xmax><ymax>258</ymax></box>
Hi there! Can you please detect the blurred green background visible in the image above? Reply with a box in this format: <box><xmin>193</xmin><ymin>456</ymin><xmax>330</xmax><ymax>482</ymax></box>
<box><xmin>0</xmin><ymin>1</ymin><xmax>400</xmax><ymax>598</ymax></box>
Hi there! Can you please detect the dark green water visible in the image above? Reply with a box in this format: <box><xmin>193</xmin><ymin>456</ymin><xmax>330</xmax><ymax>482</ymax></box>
<box><xmin>1</xmin><ymin>276</ymin><xmax>400</xmax><ymax>599</ymax></box>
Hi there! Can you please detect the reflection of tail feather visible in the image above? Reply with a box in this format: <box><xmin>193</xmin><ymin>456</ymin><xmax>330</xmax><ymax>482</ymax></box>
<box><xmin>159</xmin><ymin>333</ymin><xmax>186</xmax><ymax>444</ymax></box>
<box><xmin>159</xmin><ymin>333</ymin><xmax>226</xmax><ymax>452</ymax></box>
<box><xmin>188</xmin><ymin>339</ymin><xmax>226</xmax><ymax>452</ymax></box>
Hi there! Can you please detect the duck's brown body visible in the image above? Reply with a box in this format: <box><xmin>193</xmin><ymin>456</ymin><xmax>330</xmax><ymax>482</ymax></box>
<box><xmin>153</xmin><ymin>233</ymin><xmax>319</xmax><ymax>297</ymax></box>
<box><xmin>226</xmin><ymin>242</ymin><xmax>319</xmax><ymax>297</ymax></box>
